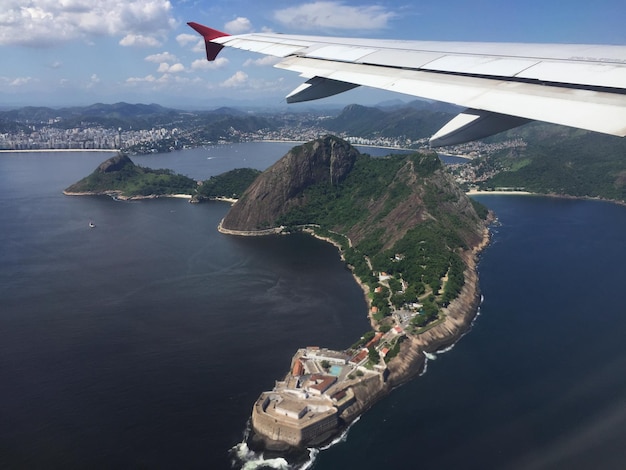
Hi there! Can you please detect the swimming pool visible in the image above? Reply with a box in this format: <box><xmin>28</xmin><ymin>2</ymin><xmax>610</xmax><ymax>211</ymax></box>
<box><xmin>329</xmin><ymin>365</ymin><xmax>342</xmax><ymax>376</ymax></box>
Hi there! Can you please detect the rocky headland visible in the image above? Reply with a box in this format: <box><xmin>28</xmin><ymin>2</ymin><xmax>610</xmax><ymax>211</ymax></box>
<box><xmin>219</xmin><ymin>135</ymin><xmax>491</xmax><ymax>453</ymax></box>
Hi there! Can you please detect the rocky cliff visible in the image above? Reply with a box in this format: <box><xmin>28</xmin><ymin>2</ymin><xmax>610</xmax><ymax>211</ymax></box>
<box><xmin>220</xmin><ymin>135</ymin><xmax>485</xmax><ymax>256</ymax></box>
<box><xmin>221</xmin><ymin>136</ymin><xmax>359</xmax><ymax>231</ymax></box>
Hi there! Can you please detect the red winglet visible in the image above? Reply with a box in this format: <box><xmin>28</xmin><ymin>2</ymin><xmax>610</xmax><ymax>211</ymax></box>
<box><xmin>187</xmin><ymin>22</ymin><xmax>230</xmax><ymax>61</ymax></box>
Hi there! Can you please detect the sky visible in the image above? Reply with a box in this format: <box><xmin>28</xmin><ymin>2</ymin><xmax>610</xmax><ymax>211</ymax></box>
<box><xmin>2</xmin><ymin>0</ymin><xmax>625</xmax><ymax>109</ymax></box>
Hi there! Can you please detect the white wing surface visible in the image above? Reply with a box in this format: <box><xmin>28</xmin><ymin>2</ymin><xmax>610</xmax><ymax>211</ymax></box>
<box><xmin>188</xmin><ymin>22</ymin><xmax>626</xmax><ymax>146</ymax></box>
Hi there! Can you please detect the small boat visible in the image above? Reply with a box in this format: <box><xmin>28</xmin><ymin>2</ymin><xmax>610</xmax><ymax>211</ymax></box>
<box><xmin>89</xmin><ymin>222</ymin><xmax>96</xmax><ymax>228</ymax></box>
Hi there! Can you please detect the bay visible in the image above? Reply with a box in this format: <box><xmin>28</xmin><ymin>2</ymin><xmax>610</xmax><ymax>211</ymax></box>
<box><xmin>1</xmin><ymin>145</ymin><xmax>626</xmax><ymax>469</ymax></box>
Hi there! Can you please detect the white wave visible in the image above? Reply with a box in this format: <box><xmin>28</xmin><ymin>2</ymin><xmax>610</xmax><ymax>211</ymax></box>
<box><xmin>319</xmin><ymin>414</ymin><xmax>362</xmax><ymax>451</ymax></box>
<box><xmin>430</xmin><ymin>294</ymin><xmax>486</xmax><ymax>358</ymax></box>
<box><xmin>231</xmin><ymin>442</ymin><xmax>290</xmax><ymax>470</ymax></box>
<box><xmin>423</xmin><ymin>351</ymin><xmax>437</xmax><ymax>361</ymax></box>
<box><xmin>296</xmin><ymin>448</ymin><xmax>319</xmax><ymax>470</ymax></box>
<box><xmin>419</xmin><ymin>358</ymin><xmax>429</xmax><ymax>376</ymax></box>
<box><xmin>231</xmin><ymin>401</ymin><xmax>366</xmax><ymax>470</ymax></box>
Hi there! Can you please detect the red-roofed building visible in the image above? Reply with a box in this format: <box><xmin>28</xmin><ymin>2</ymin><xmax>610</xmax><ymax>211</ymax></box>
<box><xmin>364</xmin><ymin>332</ymin><xmax>383</xmax><ymax>349</ymax></box>
<box><xmin>292</xmin><ymin>359</ymin><xmax>304</xmax><ymax>376</ymax></box>
<box><xmin>350</xmin><ymin>349</ymin><xmax>368</xmax><ymax>364</ymax></box>
<box><xmin>306</xmin><ymin>374</ymin><xmax>337</xmax><ymax>395</ymax></box>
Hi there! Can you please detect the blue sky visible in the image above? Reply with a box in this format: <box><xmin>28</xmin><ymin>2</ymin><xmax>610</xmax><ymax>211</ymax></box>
<box><xmin>2</xmin><ymin>0</ymin><xmax>625</xmax><ymax>109</ymax></box>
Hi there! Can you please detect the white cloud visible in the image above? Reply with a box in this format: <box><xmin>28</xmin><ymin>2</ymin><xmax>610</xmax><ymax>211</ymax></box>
<box><xmin>176</xmin><ymin>33</ymin><xmax>198</xmax><ymax>46</ymax></box>
<box><xmin>243</xmin><ymin>56</ymin><xmax>280</xmax><ymax>67</ymax></box>
<box><xmin>273</xmin><ymin>1</ymin><xmax>396</xmax><ymax>31</ymax></box>
<box><xmin>157</xmin><ymin>62</ymin><xmax>185</xmax><ymax>73</ymax></box>
<box><xmin>86</xmin><ymin>74</ymin><xmax>101</xmax><ymax>88</ymax></box>
<box><xmin>191</xmin><ymin>40</ymin><xmax>206</xmax><ymax>54</ymax></box>
<box><xmin>10</xmin><ymin>77</ymin><xmax>37</xmax><ymax>87</ymax></box>
<box><xmin>119</xmin><ymin>34</ymin><xmax>162</xmax><ymax>48</ymax></box>
<box><xmin>191</xmin><ymin>58</ymin><xmax>229</xmax><ymax>70</ymax></box>
<box><xmin>221</xmin><ymin>71</ymin><xmax>248</xmax><ymax>88</ymax></box>
<box><xmin>224</xmin><ymin>17</ymin><xmax>252</xmax><ymax>34</ymax></box>
<box><xmin>126</xmin><ymin>74</ymin><xmax>158</xmax><ymax>84</ymax></box>
<box><xmin>145</xmin><ymin>52</ymin><xmax>179</xmax><ymax>64</ymax></box>
<box><xmin>0</xmin><ymin>0</ymin><xmax>176</xmax><ymax>47</ymax></box>
<box><xmin>167</xmin><ymin>63</ymin><xmax>185</xmax><ymax>73</ymax></box>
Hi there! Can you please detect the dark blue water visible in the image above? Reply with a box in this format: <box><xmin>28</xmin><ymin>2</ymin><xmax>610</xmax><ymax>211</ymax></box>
<box><xmin>315</xmin><ymin>195</ymin><xmax>626</xmax><ymax>470</ymax></box>
<box><xmin>2</xmin><ymin>148</ymin><xmax>626</xmax><ymax>470</ymax></box>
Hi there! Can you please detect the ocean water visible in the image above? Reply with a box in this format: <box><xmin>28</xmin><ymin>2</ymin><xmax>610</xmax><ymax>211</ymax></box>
<box><xmin>1</xmin><ymin>146</ymin><xmax>626</xmax><ymax>469</ymax></box>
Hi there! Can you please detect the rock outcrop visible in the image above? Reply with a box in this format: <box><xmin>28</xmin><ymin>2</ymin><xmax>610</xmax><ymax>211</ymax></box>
<box><xmin>221</xmin><ymin>136</ymin><xmax>359</xmax><ymax>231</ymax></box>
<box><xmin>95</xmin><ymin>153</ymin><xmax>134</xmax><ymax>173</ymax></box>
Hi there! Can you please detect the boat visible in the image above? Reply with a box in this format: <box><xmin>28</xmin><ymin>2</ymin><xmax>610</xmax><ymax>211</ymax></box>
<box><xmin>89</xmin><ymin>222</ymin><xmax>95</xmax><ymax>228</ymax></box>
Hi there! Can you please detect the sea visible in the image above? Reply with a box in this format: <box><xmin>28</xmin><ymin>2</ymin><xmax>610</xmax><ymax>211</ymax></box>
<box><xmin>1</xmin><ymin>143</ymin><xmax>626</xmax><ymax>470</ymax></box>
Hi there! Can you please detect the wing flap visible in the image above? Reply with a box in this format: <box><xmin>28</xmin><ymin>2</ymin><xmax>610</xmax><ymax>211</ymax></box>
<box><xmin>420</xmin><ymin>56</ymin><xmax>540</xmax><ymax>76</ymax></box>
<box><xmin>517</xmin><ymin>61</ymin><xmax>626</xmax><ymax>89</ymax></box>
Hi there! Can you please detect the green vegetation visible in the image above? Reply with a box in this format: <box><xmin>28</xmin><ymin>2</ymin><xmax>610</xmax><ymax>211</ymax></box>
<box><xmin>65</xmin><ymin>154</ymin><xmax>197</xmax><ymax>197</ymax></box>
<box><xmin>196</xmin><ymin>168</ymin><xmax>261</xmax><ymax>200</ymax></box>
<box><xmin>474</xmin><ymin>124</ymin><xmax>626</xmax><ymax>202</ymax></box>
<box><xmin>273</xmin><ymin>148</ymin><xmax>482</xmax><ymax>330</ymax></box>
<box><xmin>66</xmin><ymin>155</ymin><xmax>264</xmax><ymax>201</ymax></box>
<box><xmin>383</xmin><ymin>335</ymin><xmax>406</xmax><ymax>363</ymax></box>
<box><xmin>351</xmin><ymin>330</ymin><xmax>376</xmax><ymax>350</ymax></box>
<box><xmin>278</xmin><ymin>152</ymin><xmax>441</xmax><ymax>230</ymax></box>
<box><xmin>367</xmin><ymin>346</ymin><xmax>380</xmax><ymax>365</ymax></box>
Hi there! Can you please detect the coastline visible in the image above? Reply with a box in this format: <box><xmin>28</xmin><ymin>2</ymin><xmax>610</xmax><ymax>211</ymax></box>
<box><xmin>63</xmin><ymin>189</ymin><xmax>193</xmax><ymax>201</ymax></box>
<box><xmin>236</xmin><ymin>220</ymin><xmax>491</xmax><ymax>453</ymax></box>
<box><xmin>466</xmin><ymin>189</ymin><xmax>534</xmax><ymax>196</ymax></box>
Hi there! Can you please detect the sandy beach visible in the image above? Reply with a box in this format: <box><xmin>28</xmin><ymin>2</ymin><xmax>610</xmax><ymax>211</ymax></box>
<box><xmin>466</xmin><ymin>189</ymin><xmax>534</xmax><ymax>196</ymax></box>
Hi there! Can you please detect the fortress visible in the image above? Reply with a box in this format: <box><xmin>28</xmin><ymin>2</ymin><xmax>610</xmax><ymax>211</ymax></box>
<box><xmin>251</xmin><ymin>346</ymin><xmax>387</xmax><ymax>448</ymax></box>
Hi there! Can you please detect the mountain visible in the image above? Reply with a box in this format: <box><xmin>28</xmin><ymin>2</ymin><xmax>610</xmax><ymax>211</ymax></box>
<box><xmin>325</xmin><ymin>103</ymin><xmax>453</xmax><ymax>140</ymax></box>
<box><xmin>223</xmin><ymin>135</ymin><xmax>483</xmax><ymax>245</ymax></box>
<box><xmin>475</xmin><ymin>123</ymin><xmax>626</xmax><ymax>202</ymax></box>
<box><xmin>220</xmin><ymin>136</ymin><xmax>487</xmax><ymax>319</ymax></box>
<box><xmin>222</xmin><ymin>136</ymin><xmax>360</xmax><ymax>231</ymax></box>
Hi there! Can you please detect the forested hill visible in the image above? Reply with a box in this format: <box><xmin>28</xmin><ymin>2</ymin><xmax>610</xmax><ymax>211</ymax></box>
<box><xmin>64</xmin><ymin>153</ymin><xmax>197</xmax><ymax>197</ymax></box>
<box><xmin>221</xmin><ymin>136</ymin><xmax>488</xmax><ymax>324</ymax></box>
<box><xmin>475</xmin><ymin>124</ymin><xmax>626</xmax><ymax>202</ymax></box>
<box><xmin>64</xmin><ymin>154</ymin><xmax>260</xmax><ymax>200</ymax></box>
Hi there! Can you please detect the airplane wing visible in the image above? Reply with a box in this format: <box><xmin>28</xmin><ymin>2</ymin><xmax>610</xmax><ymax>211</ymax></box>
<box><xmin>188</xmin><ymin>22</ymin><xmax>626</xmax><ymax>146</ymax></box>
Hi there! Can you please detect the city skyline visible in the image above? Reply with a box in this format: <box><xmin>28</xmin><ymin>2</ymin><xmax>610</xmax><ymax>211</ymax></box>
<box><xmin>2</xmin><ymin>0</ymin><xmax>625</xmax><ymax>109</ymax></box>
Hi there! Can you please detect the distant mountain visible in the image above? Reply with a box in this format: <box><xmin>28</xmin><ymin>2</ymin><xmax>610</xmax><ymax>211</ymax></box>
<box><xmin>0</xmin><ymin>102</ymin><xmax>184</xmax><ymax>130</ymax></box>
<box><xmin>325</xmin><ymin>103</ymin><xmax>453</xmax><ymax>140</ymax></box>
<box><xmin>475</xmin><ymin>123</ymin><xmax>626</xmax><ymax>202</ymax></box>
<box><xmin>205</xmin><ymin>107</ymin><xmax>248</xmax><ymax>116</ymax></box>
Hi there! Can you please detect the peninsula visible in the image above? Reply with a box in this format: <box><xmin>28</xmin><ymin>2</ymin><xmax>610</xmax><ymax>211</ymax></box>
<box><xmin>63</xmin><ymin>138</ymin><xmax>491</xmax><ymax>454</ymax></box>
<box><xmin>219</xmin><ymin>136</ymin><xmax>491</xmax><ymax>452</ymax></box>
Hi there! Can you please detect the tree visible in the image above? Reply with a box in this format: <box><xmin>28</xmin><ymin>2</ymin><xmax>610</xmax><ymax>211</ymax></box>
<box><xmin>368</xmin><ymin>346</ymin><xmax>380</xmax><ymax>365</ymax></box>
<box><xmin>321</xmin><ymin>360</ymin><xmax>331</xmax><ymax>370</ymax></box>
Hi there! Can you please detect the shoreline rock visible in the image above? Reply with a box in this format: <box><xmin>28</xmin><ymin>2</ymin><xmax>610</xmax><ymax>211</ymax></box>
<box><xmin>245</xmin><ymin>223</ymin><xmax>491</xmax><ymax>453</ymax></box>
